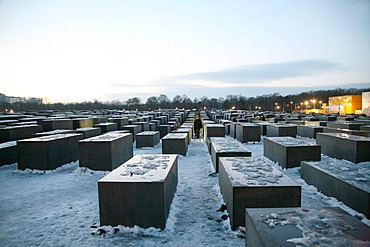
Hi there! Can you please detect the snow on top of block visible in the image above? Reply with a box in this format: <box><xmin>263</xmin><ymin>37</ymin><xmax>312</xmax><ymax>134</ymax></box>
<box><xmin>20</xmin><ymin>133</ymin><xmax>81</xmax><ymax>142</ymax></box>
<box><xmin>210</xmin><ymin>137</ymin><xmax>251</xmax><ymax>152</ymax></box>
<box><xmin>100</xmin><ymin>154</ymin><xmax>177</xmax><ymax>182</ymax></box>
<box><xmin>304</xmin><ymin>157</ymin><xmax>370</xmax><ymax>192</ymax></box>
<box><xmin>220</xmin><ymin>156</ymin><xmax>299</xmax><ymax>187</ymax></box>
<box><xmin>162</xmin><ymin>133</ymin><xmax>188</xmax><ymax>139</ymax></box>
<box><xmin>266</xmin><ymin>136</ymin><xmax>319</xmax><ymax>146</ymax></box>
<box><xmin>0</xmin><ymin>141</ymin><xmax>17</xmax><ymax>148</ymax></box>
<box><xmin>81</xmin><ymin>132</ymin><xmax>130</xmax><ymax>141</ymax></box>
<box><xmin>136</xmin><ymin>131</ymin><xmax>159</xmax><ymax>136</ymax></box>
<box><xmin>255</xmin><ymin>207</ymin><xmax>369</xmax><ymax>246</ymax></box>
<box><xmin>319</xmin><ymin>132</ymin><xmax>370</xmax><ymax>141</ymax></box>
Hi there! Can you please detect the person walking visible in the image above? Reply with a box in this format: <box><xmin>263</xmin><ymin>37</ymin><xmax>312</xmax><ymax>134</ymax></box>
<box><xmin>193</xmin><ymin>113</ymin><xmax>203</xmax><ymax>139</ymax></box>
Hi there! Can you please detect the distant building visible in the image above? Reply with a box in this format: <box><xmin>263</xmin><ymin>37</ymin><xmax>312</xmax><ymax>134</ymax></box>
<box><xmin>362</xmin><ymin>92</ymin><xmax>370</xmax><ymax>116</ymax></box>
<box><xmin>327</xmin><ymin>95</ymin><xmax>362</xmax><ymax>115</ymax></box>
<box><xmin>0</xmin><ymin>93</ymin><xmax>42</xmax><ymax>104</ymax></box>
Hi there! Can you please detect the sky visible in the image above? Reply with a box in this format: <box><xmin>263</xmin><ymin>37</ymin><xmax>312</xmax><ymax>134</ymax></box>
<box><xmin>1</xmin><ymin>0</ymin><xmax>370</xmax><ymax>103</ymax></box>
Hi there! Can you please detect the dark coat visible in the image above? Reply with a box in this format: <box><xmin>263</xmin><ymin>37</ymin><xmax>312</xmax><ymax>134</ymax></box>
<box><xmin>193</xmin><ymin>119</ymin><xmax>203</xmax><ymax>129</ymax></box>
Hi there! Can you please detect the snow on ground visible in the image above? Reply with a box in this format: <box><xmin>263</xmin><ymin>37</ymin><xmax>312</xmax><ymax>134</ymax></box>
<box><xmin>0</xmin><ymin>135</ymin><xmax>369</xmax><ymax>246</ymax></box>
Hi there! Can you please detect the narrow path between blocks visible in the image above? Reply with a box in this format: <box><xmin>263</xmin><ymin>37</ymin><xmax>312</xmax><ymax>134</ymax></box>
<box><xmin>164</xmin><ymin>139</ymin><xmax>243</xmax><ymax>246</ymax></box>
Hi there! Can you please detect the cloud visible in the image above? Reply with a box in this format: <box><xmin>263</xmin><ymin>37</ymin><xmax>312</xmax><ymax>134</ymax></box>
<box><xmin>157</xmin><ymin>59</ymin><xmax>344</xmax><ymax>88</ymax></box>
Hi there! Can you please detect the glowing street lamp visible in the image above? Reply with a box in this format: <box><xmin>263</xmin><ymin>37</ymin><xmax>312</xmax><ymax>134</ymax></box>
<box><xmin>311</xmin><ymin>99</ymin><xmax>316</xmax><ymax>109</ymax></box>
<box><xmin>290</xmin><ymin>101</ymin><xmax>293</xmax><ymax>112</ymax></box>
<box><xmin>304</xmin><ymin>101</ymin><xmax>309</xmax><ymax>110</ymax></box>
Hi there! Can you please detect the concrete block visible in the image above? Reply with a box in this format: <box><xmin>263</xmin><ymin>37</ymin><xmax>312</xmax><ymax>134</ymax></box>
<box><xmin>136</xmin><ymin>121</ymin><xmax>150</xmax><ymax>131</ymax></box>
<box><xmin>72</xmin><ymin>118</ymin><xmax>94</xmax><ymax>129</ymax></box>
<box><xmin>230</xmin><ymin>122</ymin><xmax>241</xmax><ymax>139</ymax></box>
<box><xmin>0</xmin><ymin>124</ymin><xmax>42</xmax><ymax>143</ymax></box>
<box><xmin>210</xmin><ymin>137</ymin><xmax>252</xmax><ymax>173</ymax></box>
<box><xmin>121</xmin><ymin>125</ymin><xmax>141</xmax><ymax>142</ymax></box>
<box><xmin>75</xmin><ymin>127</ymin><xmax>101</xmax><ymax>139</ymax></box>
<box><xmin>79</xmin><ymin>133</ymin><xmax>133</xmax><ymax>171</ymax></box>
<box><xmin>327</xmin><ymin>121</ymin><xmax>364</xmax><ymax>130</ymax></box>
<box><xmin>17</xmin><ymin>134</ymin><xmax>82</xmax><ymax>170</ymax></box>
<box><xmin>316</xmin><ymin>133</ymin><xmax>370</xmax><ymax>163</ymax></box>
<box><xmin>42</xmin><ymin>119</ymin><xmax>73</xmax><ymax>131</ymax></box>
<box><xmin>256</xmin><ymin>122</ymin><xmax>272</xmax><ymax>136</ymax></box>
<box><xmin>136</xmin><ymin>131</ymin><xmax>160</xmax><ymax>148</ymax></box>
<box><xmin>218</xmin><ymin>156</ymin><xmax>301</xmax><ymax>229</ymax></box>
<box><xmin>94</xmin><ymin>122</ymin><xmax>117</xmax><ymax>133</ymax></box>
<box><xmin>245</xmin><ymin>207</ymin><xmax>370</xmax><ymax>247</ymax></box>
<box><xmin>266</xmin><ymin>124</ymin><xmax>297</xmax><ymax>137</ymax></box>
<box><xmin>204</xmin><ymin>124</ymin><xmax>225</xmax><ymax>142</ymax></box>
<box><xmin>0</xmin><ymin>141</ymin><xmax>17</xmax><ymax>166</ymax></box>
<box><xmin>297</xmin><ymin>125</ymin><xmax>324</xmax><ymax>139</ymax></box>
<box><xmin>33</xmin><ymin>129</ymin><xmax>75</xmax><ymax>137</ymax></box>
<box><xmin>98</xmin><ymin>154</ymin><xmax>178</xmax><ymax>229</ymax></box>
<box><xmin>263</xmin><ymin>137</ymin><xmax>321</xmax><ymax>168</ymax></box>
<box><xmin>323</xmin><ymin>127</ymin><xmax>370</xmax><ymax>137</ymax></box>
<box><xmin>162</xmin><ymin>133</ymin><xmax>188</xmax><ymax>156</ymax></box>
<box><xmin>108</xmin><ymin>117</ymin><xmax>129</xmax><ymax>129</ymax></box>
<box><xmin>235</xmin><ymin>123</ymin><xmax>261</xmax><ymax>142</ymax></box>
<box><xmin>171</xmin><ymin>127</ymin><xmax>191</xmax><ymax>144</ymax></box>
<box><xmin>301</xmin><ymin>160</ymin><xmax>370</xmax><ymax>218</ymax></box>
<box><xmin>156</xmin><ymin>125</ymin><xmax>171</xmax><ymax>139</ymax></box>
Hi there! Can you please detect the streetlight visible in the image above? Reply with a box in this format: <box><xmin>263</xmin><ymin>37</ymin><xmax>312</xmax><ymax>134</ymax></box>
<box><xmin>304</xmin><ymin>101</ymin><xmax>309</xmax><ymax>110</ymax></box>
<box><xmin>311</xmin><ymin>99</ymin><xmax>316</xmax><ymax>109</ymax></box>
<box><xmin>290</xmin><ymin>101</ymin><xmax>293</xmax><ymax>112</ymax></box>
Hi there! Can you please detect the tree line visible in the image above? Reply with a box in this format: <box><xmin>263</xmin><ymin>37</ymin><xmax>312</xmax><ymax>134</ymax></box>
<box><xmin>1</xmin><ymin>87</ymin><xmax>369</xmax><ymax>112</ymax></box>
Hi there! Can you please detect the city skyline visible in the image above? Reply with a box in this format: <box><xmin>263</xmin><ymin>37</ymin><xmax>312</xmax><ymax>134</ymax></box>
<box><xmin>1</xmin><ymin>0</ymin><xmax>369</xmax><ymax>103</ymax></box>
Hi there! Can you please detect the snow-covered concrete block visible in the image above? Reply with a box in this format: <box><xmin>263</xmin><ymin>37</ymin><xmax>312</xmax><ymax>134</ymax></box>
<box><xmin>136</xmin><ymin>131</ymin><xmax>160</xmax><ymax>148</ymax></box>
<box><xmin>297</xmin><ymin>125</ymin><xmax>324</xmax><ymax>139</ymax></box>
<box><xmin>235</xmin><ymin>123</ymin><xmax>261</xmax><ymax>142</ymax></box>
<box><xmin>204</xmin><ymin>124</ymin><xmax>225</xmax><ymax>139</ymax></box>
<box><xmin>121</xmin><ymin>125</ymin><xmax>141</xmax><ymax>142</ymax></box>
<box><xmin>218</xmin><ymin>157</ymin><xmax>301</xmax><ymax>229</ymax></box>
<box><xmin>171</xmin><ymin>127</ymin><xmax>192</xmax><ymax>144</ymax></box>
<box><xmin>79</xmin><ymin>132</ymin><xmax>133</xmax><ymax>171</ymax></box>
<box><xmin>327</xmin><ymin>121</ymin><xmax>364</xmax><ymax>130</ymax></box>
<box><xmin>245</xmin><ymin>207</ymin><xmax>370</xmax><ymax>247</ymax></box>
<box><xmin>98</xmin><ymin>154</ymin><xmax>178</xmax><ymax>229</ymax></box>
<box><xmin>0</xmin><ymin>124</ymin><xmax>42</xmax><ymax>143</ymax></box>
<box><xmin>266</xmin><ymin>124</ymin><xmax>297</xmax><ymax>137</ymax></box>
<box><xmin>210</xmin><ymin>137</ymin><xmax>252</xmax><ymax>173</ymax></box>
<box><xmin>75</xmin><ymin>127</ymin><xmax>101</xmax><ymax>139</ymax></box>
<box><xmin>17</xmin><ymin>133</ymin><xmax>82</xmax><ymax>170</ymax></box>
<box><xmin>316</xmin><ymin>133</ymin><xmax>370</xmax><ymax>163</ymax></box>
<box><xmin>156</xmin><ymin>125</ymin><xmax>171</xmax><ymax>139</ymax></box>
<box><xmin>94</xmin><ymin>122</ymin><xmax>117</xmax><ymax>133</ymax></box>
<box><xmin>0</xmin><ymin>141</ymin><xmax>17</xmax><ymax>166</ymax></box>
<box><xmin>264</xmin><ymin>137</ymin><xmax>321</xmax><ymax>168</ymax></box>
<box><xmin>323</xmin><ymin>127</ymin><xmax>370</xmax><ymax>137</ymax></box>
<box><xmin>162</xmin><ymin>133</ymin><xmax>188</xmax><ymax>156</ymax></box>
<box><xmin>301</xmin><ymin>160</ymin><xmax>370</xmax><ymax>218</ymax></box>
<box><xmin>33</xmin><ymin>129</ymin><xmax>75</xmax><ymax>137</ymax></box>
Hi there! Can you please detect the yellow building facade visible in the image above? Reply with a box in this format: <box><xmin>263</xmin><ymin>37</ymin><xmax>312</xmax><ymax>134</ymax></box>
<box><xmin>328</xmin><ymin>95</ymin><xmax>362</xmax><ymax>115</ymax></box>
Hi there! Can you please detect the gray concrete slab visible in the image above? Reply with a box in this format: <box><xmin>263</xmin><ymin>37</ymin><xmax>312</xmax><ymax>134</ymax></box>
<box><xmin>245</xmin><ymin>207</ymin><xmax>370</xmax><ymax>247</ymax></box>
<box><xmin>316</xmin><ymin>133</ymin><xmax>370</xmax><ymax>163</ymax></box>
<box><xmin>98</xmin><ymin>154</ymin><xmax>178</xmax><ymax>229</ymax></box>
<box><xmin>218</xmin><ymin>156</ymin><xmax>301</xmax><ymax>229</ymax></box>
<box><xmin>264</xmin><ymin>136</ymin><xmax>321</xmax><ymax>168</ymax></box>
<box><xmin>79</xmin><ymin>133</ymin><xmax>133</xmax><ymax>171</ymax></box>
